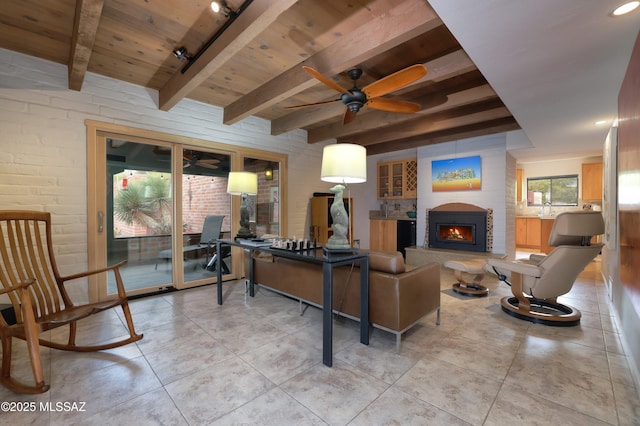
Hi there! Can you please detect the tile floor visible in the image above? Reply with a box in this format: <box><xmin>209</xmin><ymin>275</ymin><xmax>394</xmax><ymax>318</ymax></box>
<box><xmin>1</xmin><ymin>259</ymin><xmax>639</xmax><ymax>425</ymax></box>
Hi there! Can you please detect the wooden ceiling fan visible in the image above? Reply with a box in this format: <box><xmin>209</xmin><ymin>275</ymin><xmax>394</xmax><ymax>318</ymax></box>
<box><xmin>183</xmin><ymin>151</ymin><xmax>220</xmax><ymax>170</ymax></box>
<box><xmin>153</xmin><ymin>147</ymin><xmax>220</xmax><ymax>170</ymax></box>
<box><xmin>289</xmin><ymin>64</ymin><xmax>427</xmax><ymax>124</ymax></box>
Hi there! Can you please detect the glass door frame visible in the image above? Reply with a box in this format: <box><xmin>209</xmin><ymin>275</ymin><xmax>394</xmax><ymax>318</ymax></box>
<box><xmin>86</xmin><ymin>120</ymin><xmax>288</xmax><ymax>301</ymax></box>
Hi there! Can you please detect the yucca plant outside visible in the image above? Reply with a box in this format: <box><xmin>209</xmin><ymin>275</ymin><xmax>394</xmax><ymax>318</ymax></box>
<box><xmin>114</xmin><ymin>172</ymin><xmax>172</xmax><ymax>235</ymax></box>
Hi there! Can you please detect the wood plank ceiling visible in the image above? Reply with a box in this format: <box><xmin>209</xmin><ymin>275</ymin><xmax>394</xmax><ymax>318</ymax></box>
<box><xmin>0</xmin><ymin>0</ymin><xmax>520</xmax><ymax>155</ymax></box>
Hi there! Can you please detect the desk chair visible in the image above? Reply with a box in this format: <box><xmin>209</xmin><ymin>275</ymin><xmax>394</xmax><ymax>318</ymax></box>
<box><xmin>157</xmin><ymin>215</ymin><xmax>230</xmax><ymax>272</ymax></box>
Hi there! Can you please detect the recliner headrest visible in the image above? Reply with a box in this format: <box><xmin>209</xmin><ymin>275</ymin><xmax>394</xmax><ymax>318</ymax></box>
<box><xmin>548</xmin><ymin>211</ymin><xmax>604</xmax><ymax>246</ymax></box>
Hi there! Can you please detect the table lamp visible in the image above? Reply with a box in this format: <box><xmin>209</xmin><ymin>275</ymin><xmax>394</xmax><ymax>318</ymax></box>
<box><xmin>320</xmin><ymin>143</ymin><xmax>367</xmax><ymax>250</ymax></box>
<box><xmin>227</xmin><ymin>171</ymin><xmax>258</xmax><ymax>239</ymax></box>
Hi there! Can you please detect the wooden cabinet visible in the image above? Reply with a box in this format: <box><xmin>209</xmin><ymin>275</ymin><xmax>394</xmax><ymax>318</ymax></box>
<box><xmin>540</xmin><ymin>219</ymin><xmax>555</xmax><ymax>254</ymax></box>
<box><xmin>377</xmin><ymin>158</ymin><xmax>417</xmax><ymax>199</ymax></box>
<box><xmin>516</xmin><ymin>217</ymin><xmax>555</xmax><ymax>253</ymax></box>
<box><xmin>370</xmin><ymin>219</ymin><xmax>397</xmax><ymax>252</ymax></box>
<box><xmin>582</xmin><ymin>162</ymin><xmax>603</xmax><ymax>201</ymax></box>
<box><xmin>516</xmin><ymin>217</ymin><xmax>541</xmax><ymax>248</ymax></box>
<box><xmin>311</xmin><ymin>196</ymin><xmax>353</xmax><ymax>245</ymax></box>
<box><xmin>516</xmin><ymin>168</ymin><xmax>524</xmax><ymax>202</ymax></box>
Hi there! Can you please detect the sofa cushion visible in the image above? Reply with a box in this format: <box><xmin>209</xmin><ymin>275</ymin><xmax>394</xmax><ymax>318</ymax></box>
<box><xmin>367</xmin><ymin>250</ymin><xmax>405</xmax><ymax>274</ymax></box>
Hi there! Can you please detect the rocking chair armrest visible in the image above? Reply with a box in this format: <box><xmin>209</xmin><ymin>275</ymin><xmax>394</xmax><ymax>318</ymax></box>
<box><xmin>58</xmin><ymin>260</ymin><xmax>128</xmax><ymax>283</ymax></box>
<box><xmin>0</xmin><ymin>278</ymin><xmax>36</xmax><ymax>295</ymax></box>
<box><xmin>487</xmin><ymin>258</ymin><xmax>543</xmax><ymax>278</ymax></box>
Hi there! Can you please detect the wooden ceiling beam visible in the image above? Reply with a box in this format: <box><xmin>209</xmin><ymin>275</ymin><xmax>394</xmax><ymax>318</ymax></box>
<box><xmin>158</xmin><ymin>0</ymin><xmax>298</xmax><ymax>112</ymax></box>
<box><xmin>224</xmin><ymin>0</ymin><xmax>441</xmax><ymax>126</ymax></box>
<box><xmin>68</xmin><ymin>0</ymin><xmax>104</xmax><ymax>91</ymax></box>
<box><xmin>338</xmin><ymin>99</ymin><xmax>511</xmax><ymax>145</ymax></box>
<box><xmin>272</xmin><ymin>48</ymin><xmax>475</xmax><ymax>136</ymax></box>
<box><xmin>307</xmin><ymin>84</ymin><xmax>497</xmax><ymax>143</ymax></box>
<box><xmin>365</xmin><ymin>117</ymin><xmax>521</xmax><ymax>155</ymax></box>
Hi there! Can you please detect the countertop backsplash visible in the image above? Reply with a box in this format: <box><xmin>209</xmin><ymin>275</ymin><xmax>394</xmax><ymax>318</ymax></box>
<box><xmin>370</xmin><ymin>199</ymin><xmax>417</xmax><ymax>219</ymax></box>
<box><xmin>516</xmin><ymin>200</ymin><xmax>602</xmax><ymax>217</ymax></box>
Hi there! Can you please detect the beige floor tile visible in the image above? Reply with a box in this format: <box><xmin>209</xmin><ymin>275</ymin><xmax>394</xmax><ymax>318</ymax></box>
<box><xmin>394</xmin><ymin>357</ymin><xmax>502</xmax><ymax>425</ymax></box>
<box><xmin>518</xmin><ymin>334</ymin><xmax>610</xmax><ymax>380</ymax></box>
<box><xmin>612</xmin><ymin>380</ymin><xmax>640</xmax><ymax>425</ymax></box>
<box><xmin>239</xmin><ymin>333</ymin><xmax>322</xmax><ymax>385</ymax></box>
<box><xmin>48</xmin><ymin>356</ymin><xmax>162</xmax><ymax>424</ymax></box>
<box><xmin>485</xmin><ymin>382</ymin><xmax>611</xmax><ymax>426</ymax></box>
<box><xmin>281</xmin><ymin>359</ymin><xmax>388</xmax><ymax>425</ymax></box>
<box><xmin>211</xmin><ymin>387</ymin><xmax>326</xmax><ymax>425</ymax></box>
<box><xmin>349</xmin><ymin>387</ymin><xmax>471</xmax><ymax>426</ymax></box>
<box><xmin>335</xmin><ymin>337</ymin><xmax>422</xmax><ymax>384</ymax></box>
<box><xmin>75</xmin><ymin>388</ymin><xmax>188</xmax><ymax>425</ymax></box>
<box><xmin>422</xmin><ymin>334</ymin><xmax>517</xmax><ymax>381</ymax></box>
<box><xmin>608</xmin><ymin>352</ymin><xmax>637</xmax><ymax>388</ymax></box>
<box><xmin>504</xmin><ymin>353</ymin><xmax>618</xmax><ymax>424</ymax></box>
<box><xmin>145</xmin><ymin>332</ymin><xmax>235</xmax><ymax>385</ymax></box>
<box><xmin>165</xmin><ymin>356</ymin><xmax>274</xmax><ymax>424</ymax></box>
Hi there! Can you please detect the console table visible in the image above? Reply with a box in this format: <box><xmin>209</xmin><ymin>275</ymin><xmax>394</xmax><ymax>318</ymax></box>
<box><xmin>215</xmin><ymin>239</ymin><xmax>370</xmax><ymax>367</ymax></box>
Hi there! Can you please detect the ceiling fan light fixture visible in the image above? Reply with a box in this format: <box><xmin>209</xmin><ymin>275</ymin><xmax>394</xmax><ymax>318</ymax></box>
<box><xmin>611</xmin><ymin>1</ymin><xmax>639</xmax><ymax>16</ymax></box>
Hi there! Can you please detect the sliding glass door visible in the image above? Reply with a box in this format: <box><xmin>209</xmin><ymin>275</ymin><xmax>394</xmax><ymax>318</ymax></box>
<box><xmin>100</xmin><ymin>137</ymin><xmax>233</xmax><ymax>296</ymax></box>
<box><xmin>87</xmin><ymin>121</ymin><xmax>288</xmax><ymax>300</ymax></box>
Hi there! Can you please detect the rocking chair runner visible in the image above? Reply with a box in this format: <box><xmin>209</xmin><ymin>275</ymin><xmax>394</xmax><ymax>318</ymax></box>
<box><xmin>0</xmin><ymin>211</ymin><xmax>142</xmax><ymax>394</ymax></box>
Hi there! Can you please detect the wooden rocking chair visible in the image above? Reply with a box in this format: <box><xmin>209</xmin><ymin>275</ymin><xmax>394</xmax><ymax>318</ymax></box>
<box><xmin>0</xmin><ymin>211</ymin><xmax>143</xmax><ymax>394</ymax></box>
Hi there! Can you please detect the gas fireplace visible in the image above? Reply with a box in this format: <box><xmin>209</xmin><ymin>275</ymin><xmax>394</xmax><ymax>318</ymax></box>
<box><xmin>428</xmin><ymin>206</ymin><xmax>488</xmax><ymax>252</ymax></box>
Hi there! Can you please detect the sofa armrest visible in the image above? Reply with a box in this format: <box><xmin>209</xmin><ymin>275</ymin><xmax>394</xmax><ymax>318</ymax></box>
<box><xmin>370</xmin><ymin>262</ymin><xmax>440</xmax><ymax>331</ymax></box>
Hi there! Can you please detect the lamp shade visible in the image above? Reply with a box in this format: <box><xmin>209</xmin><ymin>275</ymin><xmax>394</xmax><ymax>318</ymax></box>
<box><xmin>320</xmin><ymin>143</ymin><xmax>367</xmax><ymax>184</ymax></box>
<box><xmin>227</xmin><ymin>171</ymin><xmax>258</xmax><ymax>195</ymax></box>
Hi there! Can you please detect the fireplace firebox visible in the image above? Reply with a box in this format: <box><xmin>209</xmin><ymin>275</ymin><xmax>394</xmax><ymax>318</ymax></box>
<box><xmin>428</xmin><ymin>211</ymin><xmax>487</xmax><ymax>252</ymax></box>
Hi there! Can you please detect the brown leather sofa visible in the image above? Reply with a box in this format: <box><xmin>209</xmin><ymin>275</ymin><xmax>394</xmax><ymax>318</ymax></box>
<box><xmin>248</xmin><ymin>249</ymin><xmax>440</xmax><ymax>351</ymax></box>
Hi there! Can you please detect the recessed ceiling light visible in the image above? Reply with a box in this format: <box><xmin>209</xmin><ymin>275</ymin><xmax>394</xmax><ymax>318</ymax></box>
<box><xmin>595</xmin><ymin>120</ymin><xmax>609</xmax><ymax>126</ymax></box>
<box><xmin>611</xmin><ymin>1</ymin><xmax>640</xmax><ymax>16</ymax></box>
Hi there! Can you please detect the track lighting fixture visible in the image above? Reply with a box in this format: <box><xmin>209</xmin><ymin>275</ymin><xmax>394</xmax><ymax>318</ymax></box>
<box><xmin>172</xmin><ymin>47</ymin><xmax>191</xmax><ymax>61</ymax></box>
<box><xmin>211</xmin><ymin>1</ymin><xmax>236</xmax><ymax>18</ymax></box>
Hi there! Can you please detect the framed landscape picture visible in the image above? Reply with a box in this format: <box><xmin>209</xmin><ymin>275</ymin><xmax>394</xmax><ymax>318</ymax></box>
<box><xmin>432</xmin><ymin>155</ymin><xmax>482</xmax><ymax>191</ymax></box>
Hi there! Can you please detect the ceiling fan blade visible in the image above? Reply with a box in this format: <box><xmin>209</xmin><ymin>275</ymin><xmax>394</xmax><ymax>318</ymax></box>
<box><xmin>198</xmin><ymin>163</ymin><xmax>218</xmax><ymax>170</ymax></box>
<box><xmin>285</xmin><ymin>99</ymin><xmax>341</xmax><ymax>109</ymax></box>
<box><xmin>363</xmin><ymin>64</ymin><xmax>427</xmax><ymax>99</ymax></box>
<box><xmin>303</xmin><ymin>66</ymin><xmax>351</xmax><ymax>95</ymax></box>
<box><xmin>343</xmin><ymin>108</ymin><xmax>357</xmax><ymax>125</ymax></box>
<box><xmin>200</xmin><ymin>159</ymin><xmax>220</xmax><ymax>164</ymax></box>
<box><xmin>366</xmin><ymin>97</ymin><xmax>421</xmax><ymax>113</ymax></box>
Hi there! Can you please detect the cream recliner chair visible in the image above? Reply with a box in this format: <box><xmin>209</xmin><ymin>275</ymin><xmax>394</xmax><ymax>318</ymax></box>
<box><xmin>487</xmin><ymin>211</ymin><xmax>604</xmax><ymax>326</ymax></box>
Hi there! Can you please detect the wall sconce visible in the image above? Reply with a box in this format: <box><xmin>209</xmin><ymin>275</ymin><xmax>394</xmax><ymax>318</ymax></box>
<box><xmin>227</xmin><ymin>171</ymin><xmax>258</xmax><ymax>239</ymax></box>
<box><xmin>264</xmin><ymin>162</ymin><xmax>274</xmax><ymax>181</ymax></box>
<box><xmin>320</xmin><ymin>143</ymin><xmax>367</xmax><ymax>250</ymax></box>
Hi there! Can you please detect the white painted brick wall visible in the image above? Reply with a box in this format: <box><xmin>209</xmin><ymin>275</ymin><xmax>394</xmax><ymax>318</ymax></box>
<box><xmin>0</xmin><ymin>48</ymin><xmax>327</xmax><ymax>295</ymax></box>
<box><xmin>416</xmin><ymin>134</ymin><xmax>509</xmax><ymax>254</ymax></box>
